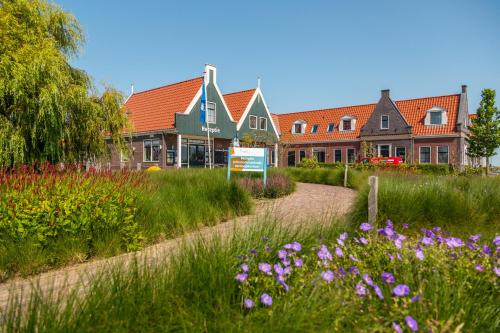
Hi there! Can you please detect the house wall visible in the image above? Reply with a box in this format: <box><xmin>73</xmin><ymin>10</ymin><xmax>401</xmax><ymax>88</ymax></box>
<box><xmin>279</xmin><ymin>141</ymin><xmax>360</xmax><ymax>166</ymax></box>
<box><xmin>413</xmin><ymin>137</ymin><xmax>461</xmax><ymax>166</ymax></box>
<box><xmin>238</xmin><ymin>93</ymin><xmax>278</xmax><ymax>142</ymax></box>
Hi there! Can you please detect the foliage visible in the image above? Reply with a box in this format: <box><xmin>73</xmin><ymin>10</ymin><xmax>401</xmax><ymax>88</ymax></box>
<box><xmin>360</xmin><ymin>140</ymin><xmax>375</xmax><ymax>158</ymax></box>
<box><xmin>284</xmin><ymin>167</ymin><xmax>365</xmax><ymax>190</ymax></box>
<box><xmin>467</xmin><ymin>89</ymin><xmax>500</xmax><ymax>169</ymax></box>
<box><xmin>0</xmin><ymin>0</ymin><xmax>129</xmax><ymax>167</ymax></box>
<box><xmin>0</xmin><ymin>164</ymin><xmax>144</xmax><ymax>279</ymax></box>
<box><xmin>4</xmin><ymin>220</ymin><xmax>498</xmax><ymax>332</ymax></box>
<box><xmin>241</xmin><ymin>130</ymin><xmax>277</xmax><ymax>147</ymax></box>
<box><xmin>296</xmin><ymin>157</ymin><xmax>319</xmax><ymax>169</ymax></box>
<box><xmin>302</xmin><ymin>161</ymin><xmax>455</xmax><ymax>175</ymax></box>
<box><xmin>236</xmin><ymin>173</ymin><xmax>295</xmax><ymax>198</ymax></box>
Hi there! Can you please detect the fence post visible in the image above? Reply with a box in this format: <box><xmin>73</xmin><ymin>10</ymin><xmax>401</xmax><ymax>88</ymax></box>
<box><xmin>344</xmin><ymin>164</ymin><xmax>348</xmax><ymax>187</ymax></box>
<box><xmin>368</xmin><ymin>176</ymin><xmax>378</xmax><ymax>230</ymax></box>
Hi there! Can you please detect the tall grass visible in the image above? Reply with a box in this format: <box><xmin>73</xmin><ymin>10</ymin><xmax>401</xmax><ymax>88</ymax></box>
<box><xmin>3</xmin><ymin>218</ymin><xmax>498</xmax><ymax>332</ymax></box>
<box><xmin>350</xmin><ymin>174</ymin><xmax>500</xmax><ymax>238</ymax></box>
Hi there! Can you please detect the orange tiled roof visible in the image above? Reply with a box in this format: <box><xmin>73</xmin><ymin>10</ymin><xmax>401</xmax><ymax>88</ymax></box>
<box><xmin>271</xmin><ymin>113</ymin><xmax>281</xmax><ymax>135</ymax></box>
<box><xmin>124</xmin><ymin>77</ymin><xmax>203</xmax><ymax>132</ymax></box>
<box><xmin>223</xmin><ymin>89</ymin><xmax>256</xmax><ymax>122</ymax></box>
<box><xmin>469</xmin><ymin>114</ymin><xmax>477</xmax><ymax>119</ymax></box>
<box><xmin>277</xmin><ymin>94</ymin><xmax>462</xmax><ymax>143</ymax></box>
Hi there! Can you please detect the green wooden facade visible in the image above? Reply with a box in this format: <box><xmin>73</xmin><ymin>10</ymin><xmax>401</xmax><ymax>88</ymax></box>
<box><xmin>238</xmin><ymin>92</ymin><xmax>278</xmax><ymax>142</ymax></box>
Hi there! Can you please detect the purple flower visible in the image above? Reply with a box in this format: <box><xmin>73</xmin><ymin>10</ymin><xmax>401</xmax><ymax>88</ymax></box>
<box><xmin>321</xmin><ymin>270</ymin><xmax>335</xmax><ymax>283</ymax></box>
<box><xmin>411</xmin><ymin>294</ymin><xmax>421</xmax><ymax>303</ymax></box>
<box><xmin>392</xmin><ymin>322</ymin><xmax>403</xmax><ymax>333</ymax></box>
<box><xmin>243</xmin><ymin>298</ymin><xmax>254</xmax><ymax>309</ymax></box>
<box><xmin>384</xmin><ymin>226</ymin><xmax>395</xmax><ymax>237</ymax></box>
<box><xmin>394</xmin><ymin>238</ymin><xmax>403</xmax><ymax>249</ymax></box>
<box><xmin>360</xmin><ymin>223</ymin><xmax>372</xmax><ymax>232</ymax></box>
<box><xmin>466</xmin><ymin>242</ymin><xmax>477</xmax><ymax>251</ymax></box>
<box><xmin>284</xmin><ymin>266</ymin><xmax>292</xmax><ymax>275</ymax></box>
<box><xmin>483</xmin><ymin>245</ymin><xmax>491</xmax><ymax>256</ymax></box>
<box><xmin>381</xmin><ymin>272</ymin><xmax>395</xmax><ymax>284</ymax></box>
<box><xmin>258</xmin><ymin>263</ymin><xmax>272</xmax><ymax>275</ymax></box>
<box><xmin>360</xmin><ymin>237</ymin><xmax>368</xmax><ymax>245</ymax></box>
<box><xmin>405</xmin><ymin>315</ymin><xmax>419</xmax><ymax>332</ymax></box>
<box><xmin>415</xmin><ymin>247</ymin><xmax>425</xmax><ymax>261</ymax></box>
<box><xmin>493</xmin><ymin>236</ymin><xmax>500</xmax><ymax>247</ymax></box>
<box><xmin>276</xmin><ymin>274</ymin><xmax>285</xmax><ymax>283</ymax></box>
<box><xmin>335</xmin><ymin>247</ymin><xmax>343</xmax><ymax>257</ymax></box>
<box><xmin>294</xmin><ymin>258</ymin><xmax>303</xmax><ymax>267</ymax></box>
<box><xmin>445</xmin><ymin>237</ymin><xmax>464</xmax><ymax>249</ymax></box>
<box><xmin>284</xmin><ymin>243</ymin><xmax>293</xmax><ymax>250</ymax></box>
<box><xmin>362</xmin><ymin>273</ymin><xmax>374</xmax><ymax>286</ymax></box>
<box><xmin>260</xmin><ymin>293</ymin><xmax>273</xmax><ymax>306</ymax></box>
<box><xmin>433</xmin><ymin>226</ymin><xmax>441</xmax><ymax>233</ymax></box>
<box><xmin>355</xmin><ymin>282</ymin><xmax>368</xmax><ymax>296</ymax></box>
<box><xmin>475</xmin><ymin>264</ymin><xmax>484</xmax><ymax>272</ymax></box>
<box><xmin>292</xmin><ymin>241</ymin><xmax>302</xmax><ymax>252</ymax></box>
<box><xmin>349</xmin><ymin>266</ymin><xmax>360</xmax><ymax>275</ymax></box>
<box><xmin>494</xmin><ymin>267</ymin><xmax>500</xmax><ymax>277</ymax></box>
<box><xmin>337</xmin><ymin>238</ymin><xmax>345</xmax><ymax>247</ymax></box>
<box><xmin>349</xmin><ymin>254</ymin><xmax>359</xmax><ymax>262</ymax></box>
<box><xmin>317</xmin><ymin>245</ymin><xmax>333</xmax><ymax>262</ymax></box>
<box><xmin>264</xmin><ymin>245</ymin><xmax>271</xmax><ymax>253</ymax></box>
<box><xmin>250</xmin><ymin>248</ymin><xmax>257</xmax><ymax>254</ymax></box>
<box><xmin>338</xmin><ymin>266</ymin><xmax>346</xmax><ymax>276</ymax></box>
<box><xmin>339</xmin><ymin>232</ymin><xmax>348</xmax><ymax>241</ymax></box>
<box><xmin>278</xmin><ymin>249</ymin><xmax>287</xmax><ymax>260</ymax></box>
<box><xmin>373</xmin><ymin>284</ymin><xmax>384</xmax><ymax>300</ymax></box>
<box><xmin>241</xmin><ymin>263</ymin><xmax>249</xmax><ymax>272</ymax></box>
<box><xmin>402</xmin><ymin>223</ymin><xmax>409</xmax><ymax>229</ymax></box>
<box><xmin>274</xmin><ymin>263</ymin><xmax>285</xmax><ymax>275</ymax></box>
<box><xmin>235</xmin><ymin>273</ymin><xmax>248</xmax><ymax>283</ymax></box>
<box><xmin>386</xmin><ymin>219</ymin><xmax>394</xmax><ymax>227</ymax></box>
<box><xmin>387</xmin><ymin>252</ymin><xmax>395</xmax><ymax>261</ymax></box>
<box><xmin>421</xmin><ymin>237</ymin><xmax>433</xmax><ymax>246</ymax></box>
<box><xmin>282</xmin><ymin>258</ymin><xmax>291</xmax><ymax>266</ymax></box>
<box><xmin>396</xmin><ymin>252</ymin><xmax>402</xmax><ymax>261</ymax></box>
<box><xmin>392</xmin><ymin>284</ymin><xmax>410</xmax><ymax>297</ymax></box>
<box><xmin>469</xmin><ymin>234</ymin><xmax>481</xmax><ymax>243</ymax></box>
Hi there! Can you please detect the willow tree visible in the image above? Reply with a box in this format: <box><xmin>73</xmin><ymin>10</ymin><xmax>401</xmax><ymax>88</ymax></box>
<box><xmin>0</xmin><ymin>0</ymin><xmax>128</xmax><ymax>167</ymax></box>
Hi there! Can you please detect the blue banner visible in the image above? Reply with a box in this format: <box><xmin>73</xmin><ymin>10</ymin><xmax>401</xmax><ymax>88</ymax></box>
<box><xmin>199</xmin><ymin>79</ymin><xmax>207</xmax><ymax>125</ymax></box>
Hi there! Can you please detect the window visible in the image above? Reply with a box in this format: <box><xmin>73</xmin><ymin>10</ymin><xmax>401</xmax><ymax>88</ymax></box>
<box><xmin>347</xmin><ymin>148</ymin><xmax>356</xmax><ymax>163</ymax></box>
<box><xmin>437</xmin><ymin>146</ymin><xmax>449</xmax><ymax>164</ymax></box>
<box><xmin>311</xmin><ymin>124</ymin><xmax>319</xmax><ymax>133</ymax></box>
<box><xmin>334</xmin><ymin>149</ymin><xmax>342</xmax><ymax>163</ymax></box>
<box><xmin>313</xmin><ymin>148</ymin><xmax>326</xmax><ymax>163</ymax></box>
<box><xmin>259</xmin><ymin>117</ymin><xmax>267</xmax><ymax>130</ymax></box>
<box><xmin>339</xmin><ymin>116</ymin><xmax>356</xmax><ymax>131</ymax></box>
<box><xmin>166</xmin><ymin>150</ymin><xmax>176</xmax><ymax>165</ymax></box>
<box><xmin>378</xmin><ymin>144</ymin><xmax>391</xmax><ymax>157</ymax></box>
<box><xmin>292</xmin><ymin>120</ymin><xmax>306</xmax><ymax>134</ymax></box>
<box><xmin>395</xmin><ymin>147</ymin><xmax>406</xmax><ymax>162</ymax></box>
<box><xmin>299</xmin><ymin>150</ymin><xmax>306</xmax><ymax>161</ymax></box>
<box><xmin>342</xmin><ymin>119</ymin><xmax>352</xmax><ymax>131</ymax></box>
<box><xmin>430</xmin><ymin>111</ymin><xmax>442</xmax><ymax>125</ymax></box>
<box><xmin>380</xmin><ymin>115</ymin><xmax>389</xmax><ymax>129</ymax></box>
<box><xmin>120</xmin><ymin>150</ymin><xmax>130</xmax><ymax>162</ymax></box>
<box><xmin>287</xmin><ymin>151</ymin><xmax>296</xmax><ymax>166</ymax></box>
<box><xmin>249</xmin><ymin>115</ymin><xmax>257</xmax><ymax>129</ymax></box>
<box><xmin>144</xmin><ymin>139</ymin><xmax>160</xmax><ymax>162</ymax></box>
<box><xmin>419</xmin><ymin>146</ymin><xmax>431</xmax><ymax>164</ymax></box>
<box><xmin>207</xmin><ymin>102</ymin><xmax>216</xmax><ymax>124</ymax></box>
<box><xmin>327</xmin><ymin>123</ymin><xmax>335</xmax><ymax>133</ymax></box>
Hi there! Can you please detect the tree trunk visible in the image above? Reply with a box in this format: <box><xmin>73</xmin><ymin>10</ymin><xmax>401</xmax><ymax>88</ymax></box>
<box><xmin>486</xmin><ymin>156</ymin><xmax>490</xmax><ymax>176</ymax></box>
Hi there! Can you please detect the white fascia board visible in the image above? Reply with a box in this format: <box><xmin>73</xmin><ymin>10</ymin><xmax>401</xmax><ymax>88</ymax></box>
<box><xmin>240</xmin><ymin>88</ymin><xmax>280</xmax><ymax>138</ymax></box>
<box><xmin>183</xmin><ymin>87</ymin><xmax>202</xmax><ymax>114</ymax></box>
<box><xmin>214</xmin><ymin>83</ymin><xmax>236</xmax><ymax>122</ymax></box>
<box><xmin>236</xmin><ymin>89</ymin><xmax>259</xmax><ymax>130</ymax></box>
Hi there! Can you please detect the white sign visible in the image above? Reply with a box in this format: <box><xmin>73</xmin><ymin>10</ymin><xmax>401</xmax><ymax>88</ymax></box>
<box><xmin>201</xmin><ymin>126</ymin><xmax>221</xmax><ymax>134</ymax></box>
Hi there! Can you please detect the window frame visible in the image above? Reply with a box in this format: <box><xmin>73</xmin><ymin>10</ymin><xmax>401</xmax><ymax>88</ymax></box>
<box><xmin>311</xmin><ymin>124</ymin><xmax>319</xmax><ymax>134</ymax></box>
<box><xmin>249</xmin><ymin>115</ymin><xmax>257</xmax><ymax>129</ymax></box>
<box><xmin>292</xmin><ymin>121</ymin><xmax>306</xmax><ymax>134</ymax></box>
<box><xmin>395</xmin><ymin>146</ymin><xmax>406</xmax><ymax>162</ymax></box>
<box><xmin>347</xmin><ymin>148</ymin><xmax>356</xmax><ymax>164</ymax></box>
<box><xmin>334</xmin><ymin>149</ymin><xmax>342</xmax><ymax>163</ymax></box>
<box><xmin>327</xmin><ymin>123</ymin><xmax>335</xmax><ymax>133</ymax></box>
<box><xmin>380</xmin><ymin>115</ymin><xmax>389</xmax><ymax>129</ymax></box>
<box><xmin>312</xmin><ymin>147</ymin><xmax>326</xmax><ymax>163</ymax></box>
<box><xmin>207</xmin><ymin>101</ymin><xmax>216</xmax><ymax>124</ymax></box>
<box><xmin>378</xmin><ymin>144</ymin><xmax>392</xmax><ymax>158</ymax></box>
<box><xmin>259</xmin><ymin>117</ymin><xmax>267</xmax><ymax>131</ymax></box>
<box><xmin>143</xmin><ymin>138</ymin><xmax>160</xmax><ymax>162</ymax></box>
<box><xmin>342</xmin><ymin>119</ymin><xmax>352</xmax><ymax>131</ymax></box>
<box><xmin>437</xmin><ymin>145</ymin><xmax>449</xmax><ymax>164</ymax></box>
<box><xmin>120</xmin><ymin>150</ymin><xmax>131</xmax><ymax>163</ymax></box>
<box><xmin>429</xmin><ymin>111</ymin><xmax>442</xmax><ymax>125</ymax></box>
<box><xmin>299</xmin><ymin>150</ymin><xmax>306</xmax><ymax>161</ymax></box>
<box><xmin>419</xmin><ymin>146</ymin><xmax>431</xmax><ymax>164</ymax></box>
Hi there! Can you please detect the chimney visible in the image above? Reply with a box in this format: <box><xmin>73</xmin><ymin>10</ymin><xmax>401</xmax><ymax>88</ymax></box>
<box><xmin>381</xmin><ymin>89</ymin><xmax>390</xmax><ymax>98</ymax></box>
<box><xmin>130</xmin><ymin>84</ymin><xmax>134</xmax><ymax>95</ymax></box>
<box><xmin>461</xmin><ymin>85</ymin><xmax>467</xmax><ymax>93</ymax></box>
<box><xmin>204</xmin><ymin>64</ymin><xmax>217</xmax><ymax>84</ymax></box>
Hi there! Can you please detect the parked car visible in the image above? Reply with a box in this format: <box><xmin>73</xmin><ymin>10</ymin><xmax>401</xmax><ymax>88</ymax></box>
<box><xmin>360</xmin><ymin>157</ymin><xmax>404</xmax><ymax>165</ymax></box>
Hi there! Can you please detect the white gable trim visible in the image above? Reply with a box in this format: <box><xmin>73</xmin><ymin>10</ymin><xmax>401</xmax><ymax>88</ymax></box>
<box><xmin>214</xmin><ymin>84</ymin><xmax>235</xmax><ymax>122</ymax></box>
<box><xmin>236</xmin><ymin>88</ymin><xmax>280</xmax><ymax>138</ymax></box>
<box><xmin>183</xmin><ymin>87</ymin><xmax>202</xmax><ymax>114</ymax></box>
<box><xmin>182</xmin><ymin>81</ymin><xmax>235</xmax><ymax>122</ymax></box>
<box><xmin>236</xmin><ymin>90</ymin><xmax>259</xmax><ymax>130</ymax></box>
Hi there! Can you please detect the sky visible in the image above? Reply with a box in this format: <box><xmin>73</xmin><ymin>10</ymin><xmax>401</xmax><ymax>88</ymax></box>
<box><xmin>56</xmin><ymin>0</ymin><xmax>500</xmax><ymax>164</ymax></box>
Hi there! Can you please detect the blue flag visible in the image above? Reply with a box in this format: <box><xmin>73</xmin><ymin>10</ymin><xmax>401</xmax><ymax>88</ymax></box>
<box><xmin>199</xmin><ymin>79</ymin><xmax>207</xmax><ymax>125</ymax></box>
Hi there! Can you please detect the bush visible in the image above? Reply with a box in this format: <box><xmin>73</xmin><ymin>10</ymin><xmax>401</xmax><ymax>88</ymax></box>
<box><xmin>237</xmin><ymin>173</ymin><xmax>295</xmax><ymax>198</ymax></box>
<box><xmin>297</xmin><ymin>157</ymin><xmax>319</xmax><ymax>169</ymax></box>
<box><xmin>284</xmin><ymin>167</ymin><xmax>366</xmax><ymax>190</ymax></box>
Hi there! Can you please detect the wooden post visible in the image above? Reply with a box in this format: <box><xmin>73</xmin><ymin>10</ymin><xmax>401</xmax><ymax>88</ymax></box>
<box><xmin>344</xmin><ymin>164</ymin><xmax>348</xmax><ymax>187</ymax></box>
<box><xmin>368</xmin><ymin>176</ymin><xmax>378</xmax><ymax>229</ymax></box>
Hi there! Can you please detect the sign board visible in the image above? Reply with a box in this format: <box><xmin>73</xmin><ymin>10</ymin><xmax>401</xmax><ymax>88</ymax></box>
<box><xmin>227</xmin><ymin>147</ymin><xmax>267</xmax><ymax>185</ymax></box>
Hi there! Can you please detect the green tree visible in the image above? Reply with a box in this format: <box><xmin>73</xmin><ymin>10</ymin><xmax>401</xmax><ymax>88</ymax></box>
<box><xmin>0</xmin><ymin>0</ymin><xmax>128</xmax><ymax>167</ymax></box>
<box><xmin>466</xmin><ymin>89</ymin><xmax>500</xmax><ymax>172</ymax></box>
<box><xmin>241</xmin><ymin>130</ymin><xmax>277</xmax><ymax>147</ymax></box>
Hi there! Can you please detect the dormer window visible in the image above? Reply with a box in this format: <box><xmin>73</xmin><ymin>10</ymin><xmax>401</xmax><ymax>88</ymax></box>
<box><xmin>327</xmin><ymin>123</ymin><xmax>335</xmax><ymax>133</ymax></box>
<box><xmin>380</xmin><ymin>115</ymin><xmax>389</xmax><ymax>129</ymax></box>
<box><xmin>339</xmin><ymin>116</ymin><xmax>356</xmax><ymax>131</ymax></box>
<box><xmin>292</xmin><ymin>120</ymin><xmax>306</xmax><ymax>134</ymax></box>
<box><xmin>311</xmin><ymin>124</ymin><xmax>319</xmax><ymax>133</ymax></box>
<box><xmin>425</xmin><ymin>107</ymin><xmax>447</xmax><ymax>126</ymax></box>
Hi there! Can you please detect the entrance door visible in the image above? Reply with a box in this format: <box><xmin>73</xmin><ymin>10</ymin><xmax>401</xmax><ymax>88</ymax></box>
<box><xmin>287</xmin><ymin>151</ymin><xmax>296</xmax><ymax>166</ymax></box>
<box><xmin>189</xmin><ymin>144</ymin><xmax>206</xmax><ymax>166</ymax></box>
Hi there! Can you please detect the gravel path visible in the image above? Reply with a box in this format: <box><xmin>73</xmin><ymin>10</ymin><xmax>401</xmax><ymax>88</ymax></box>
<box><xmin>0</xmin><ymin>183</ymin><xmax>356</xmax><ymax>312</ymax></box>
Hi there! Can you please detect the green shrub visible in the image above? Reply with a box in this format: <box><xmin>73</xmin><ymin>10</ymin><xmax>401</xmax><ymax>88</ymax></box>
<box><xmin>297</xmin><ymin>157</ymin><xmax>319</xmax><ymax>169</ymax></box>
<box><xmin>284</xmin><ymin>167</ymin><xmax>365</xmax><ymax>190</ymax></box>
<box><xmin>236</xmin><ymin>173</ymin><xmax>295</xmax><ymax>198</ymax></box>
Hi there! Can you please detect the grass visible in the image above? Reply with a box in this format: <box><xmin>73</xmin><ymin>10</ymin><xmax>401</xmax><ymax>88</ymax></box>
<box><xmin>284</xmin><ymin>167</ymin><xmax>367</xmax><ymax>190</ymax></box>
<box><xmin>3</xmin><ymin>217</ymin><xmax>498</xmax><ymax>332</ymax></box>
<box><xmin>349</xmin><ymin>173</ymin><xmax>500</xmax><ymax>239</ymax></box>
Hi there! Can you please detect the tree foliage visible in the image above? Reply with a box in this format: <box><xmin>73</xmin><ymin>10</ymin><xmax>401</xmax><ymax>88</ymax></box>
<box><xmin>241</xmin><ymin>130</ymin><xmax>277</xmax><ymax>147</ymax></box>
<box><xmin>466</xmin><ymin>89</ymin><xmax>500</xmax><ymax>168</ymax></box>
<box><xmin>0</xmin><ymin>0</ymin><xmax>128</xmax><ymax>167</ymax></box>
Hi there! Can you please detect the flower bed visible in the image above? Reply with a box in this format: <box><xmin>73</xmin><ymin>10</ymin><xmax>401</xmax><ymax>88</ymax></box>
<box><xmin>236</xmin><ymin>173</ymin><xmax>295</xmax><ymax>198</ymax></box>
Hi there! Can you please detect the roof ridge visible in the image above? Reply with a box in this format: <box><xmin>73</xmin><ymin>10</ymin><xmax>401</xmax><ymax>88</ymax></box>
<box><xmin>132</xmin><ymin>76</ymin><xmax>203</xmax><ymax>96</ymax></box>
<box><xmin>223</xmin><ymin>88</ymin><xmax>256</xmax><ymax>96</ymax></box>
<box><xmin>395</xmin><ymin>93</ymin><xmax>460</xmax><ymax>103</ymax></box>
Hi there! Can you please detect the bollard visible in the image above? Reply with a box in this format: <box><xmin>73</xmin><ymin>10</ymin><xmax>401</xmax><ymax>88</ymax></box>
<box><xmin>368</xmin><ymin>176</ymin><xmax>378</xmax><ymax>230</ymax></box>
<box><xmin>344</xmin><ymin>164</ymin><xmax>348</xmax><ymax>187</ymax></box>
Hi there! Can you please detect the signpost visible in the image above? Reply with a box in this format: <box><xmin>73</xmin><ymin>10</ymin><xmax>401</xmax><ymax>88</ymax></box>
<box><xmin>227</xmin><ymin>147</ymin><xmax>267</xmax><ymax>186</ymax></box>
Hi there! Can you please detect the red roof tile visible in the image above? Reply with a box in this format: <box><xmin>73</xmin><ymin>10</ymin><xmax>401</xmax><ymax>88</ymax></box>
<box><xmin>124</xmin><ymin>77</ymin><xmax>203</xmax><ymax>132</ymax></box>
<box><xmin>223</xmin><ymin>89</ymin><xmax>256</xmax><ymax>122</ymax></box>
<box><xmin>271</xmin><ymin>113</ymin><xmax>281</xmax><ymax>135</ymax></box>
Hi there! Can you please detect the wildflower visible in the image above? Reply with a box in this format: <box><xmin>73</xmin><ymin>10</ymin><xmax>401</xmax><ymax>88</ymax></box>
<box><xmin>276</xmin><ymin>274</ymin><xmax>285</xmax><ymax>283</ymax></box>
<box><xmin>250</xmin><ymin>248</ymin><xmax>257</xmax><ymax>254</ymax></box>
<box><xmin>350</xmin><ymin>266</ymin><xmax>360</xmax><ymax>275</ymax></box>
<box><xmin>475</xmin><ymin>264</ymin><xmax>484</xmax><ymax>272</ymax></box>
<box><xmin>338</xmin><ymin>266</ymin><xmax>346</xmax><ymax>276</ymax></box>
<box><xmin>402</xmin><ymin>223</ymin><xmax>409</xmax><ymax>229</ymax></box>
<box><xmin>392</xmin><ymin>322</ymin><xmax>403</xmax><ymax>333</ymax></box>
<box><xmin>339</xmin><ymin>232</ymin><xmax>348</xmax><ymax>241</ymax></box>
<box><xmin>493</xmin><ymin>236</ymin><xmax>500</xmax><ymax>247</ymax></box>
<box><xmin>393</xmin><ymin>284</ymin><xmax>410</xmax><ymax>297</ymax></box>
<box><xmin>264</xmin><ymin>245</ymin><xmax>271</xmax><ymax>253</ymax></box>
<box><xmin>278</xmin><ymin>249</ymin><xmax>287</xmax><ymax>260</ymax></box>
<box><xmin>469</xmin><ymin>234</ymin><xmax>481</xmax><ymax>242</ymax></box>
<box><xmin>355</xmin><ymin>282</ymin><xmax>368</xmax><ymax>296</ymax></box>
<box><xmin>421</xmin><ymin>237</ymin><xmax>433</xmax><ymax>246</ymax></box>
<box><xmin>381</xmin><ymin>272</ymin><xmax>395</xmax><ymax>284</ymax></box>
<box><xmin>482</xmin><ymin>245</ymin><xmax>491</xmax><ymax>256</ymax></box>
<box><xmin>415</xmin><ymin>247</ymin><xmax>425</xmax><ymax>261</ymax></box>
<box><xmin>387</xmin><ymin>252</ymin><xmax>395</xmax><ymax>261</ymax></box>
<box><xmin>281</xmin><ymin>281</ymin><xmax>289</xmax><ymax>292</ymax></box>
<box><xmin>244</xmin><ymin>298</ymin><xmax>254</xmax><ymax>309</ymax></box>
<box><xmin>258</xmin><ymin>263</ymin><xmax>272</xmax><ymax>275</ymax></box>
<box><xmin>282</xmin><ymin>258</ymin><xmax>291</xmax><ymax>267</ymax></box>
<box><xmin>396</xmin><ymin>252</ymin><xmax>402</xmax><ymax>261</ymax></box>
<box><xmin>241</xmin><ymin>263</ymin><xmax>249</xmax><ymax>272</ymax></box>
<box><xmin>294</xmin><ymin>258</ymin><xmax>303</xmax><ymax>267</ymax></box>
<box><xmin>373</xmin><ymin>284</ymin><xmax>384</xmax><ymax>300</ymax></box>
<box><xmin>411</xmin><ymin>294</ymin><xmax>421</xmax><ymax>303</ymax></box>
<box><xmin>337</xmin><ymin>238</ymin><xmax>345</xmax><ymax>247</ymax></box>
<box><xmin>362</xmin><ymin>273</ymin><xmax>374</xmax><ymax>286</ymax></box>
<box><xmin>386</xmin><ymin>220</ymin><xmax>394</xmax><ymax>227</ymax></box>
<box><xmin>321</xmin><ymin>270</ymin><xmax>335</xmax><ymax>283</ymax></box>
<box><xmin>235</xmin><ymin>273</ymin><xmax>248</xmax><ymax>283</ymax></box>
<box><xmin>405</xmin><ymin>315</ymin><xmax>419</xmax><ymax>332</ymax></box>
<box><xmin>284</xmin><ymin>243</ymin><xmax>293</xmax><ymax>250</ymax></box>
<box><xmin>349</xmin><ymin>254</ymin><xmax>359</xmax><ymax>262</ymax></box>
<box><xmin>292</xmin><ymin>241</ymin><xmax>302</xmax><ymax>252</ymax></box>
<box><xmin>466</xmin><ymin>242</ymin><xmax>477</xmax><ymax>251</ymax></box>
<box><xmin>335</xmin><ymin>247</ymin><xmax>343</xmax><ymax>257</ymax></box>
<box><xmin>360</xmin><ymin>237</ymin><xmax>369</xmax><ymax>245</ymax></box>
<box><xmin>394</xmin><ymin>238</ymin><xmax>403</xmax><ymax>249</ymax></box>
<box><xmin>317</xmin><ymin>245</ymin><xmax>333</xmax><ymax>262</ymax></box>
<box><xmin>445</xmin><ymin>237</ymin><xmax>464</xmax><ymax>249</ymax></box>
<box><xmin>360</xmin><ymin>223</ymin><xmax>372</xmax><ymax>232</ymax></box>
<box><xmin>274</xmin><ymin>263</ymin><xmax>285</xmax><ymax>275</ymax></box>
<box><xmin>494</xmin><ymin>267</ymin><xmax>500</xmax><ymax>277</ymax></box>
<box><xmin>260</xmin><ymin>293</ymin><xmax>273</xmax><ymax>306</ymax></box>
<box><xmin>384</xmin><ymin>225</ymin><xmax>395</xmax><ymax>237</ymax></box>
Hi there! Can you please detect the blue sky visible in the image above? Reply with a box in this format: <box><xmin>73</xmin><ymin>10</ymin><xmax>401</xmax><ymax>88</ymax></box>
<box><xmin>57</xmin><ymin>0</ymin><xmax>500</xmax><ymax>164</ymax></box>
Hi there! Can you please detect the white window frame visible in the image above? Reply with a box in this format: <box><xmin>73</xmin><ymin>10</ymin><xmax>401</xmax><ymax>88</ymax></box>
<box><xmin>249</xmin><ymin>115</ymin><xmax>257</xmax><ymax>129</ymax></box>
<box><xmin>120</xmin><ymin>150</ymin><xmax>130</xmax><ymax>163</ymax></box>
<box><xmin>327</xmin><ymin>123</ymin><xmax>335</xmax><ymax>133</ymax></box>
<box><xmin>311</xmin><ymin>124</ymin><xmax>319</xmax><ymax>134</ymax></box>
<box><xmin>395</xmin><ymin>146</ymin><xmax>406</xmax><ymax>161</ymax></box>
<box><xmin>312</xmin><ymin>147</ymin><xmax>326</xmax><ymax>162</ymax></box>
<box><xmin>143</xmin><ymin>139</ymin><xmax>160</xmax><ymax>162</ymax></box>
<box><xmin>259</xmin><ymin>117</ymin><xmax>267</xmax><ymax>131</ymax></box>
<box><xmin>425</xmin><ymin>107</ymin><xmax>447</xmax><ymax>126</ymax></box>
<box><xmin>207</xmin><ymin>101</ymin><xmax>216</xmax><ymax>124</ymax></box>
<box><xmin>437</xmin><ymin>145</ymin><xmax>449</xmax><ymax>164</ymax></box>
<box><xmin>333</xmin><ymin>148</ymin><xmax>342</xmax><ymax>162</ymax></box>
<box><xmin>292</xmin><ymin>120</ymin><xmax>306</xmax><ymax>134</ymax></box>
<box><xmin>377</xmin><ymin>144</ymin><xmax>392</xmax><ymax>157</ymax></box>
<box><xmin>380</xmin><ymin>115</ymin><xmax>389</xmax><ymax>129</ymax></box>
<box><xmin>419</xmin><ymin>146</ymin><xmax>431</xmax><ymax>164</ymax></box>
<box><xmin>347</xmin><ymin>148</ymin><xmax>356</xmax><ymax>163</ymax></box>
<box><xmin>339</xmin><ymin>116</ymin><xmax>356</xmax><ymax>131</ymax></box>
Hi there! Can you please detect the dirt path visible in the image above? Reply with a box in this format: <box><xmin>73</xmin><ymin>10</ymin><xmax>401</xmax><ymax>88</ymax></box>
<box><xmin>0</xmin><ymin>183</ymin><xmax>356</xmax><ymax>312</ymax></box>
